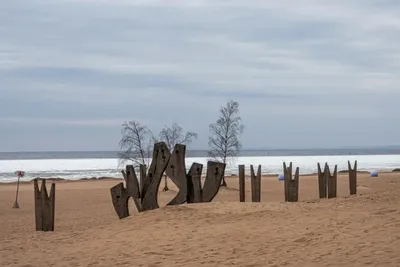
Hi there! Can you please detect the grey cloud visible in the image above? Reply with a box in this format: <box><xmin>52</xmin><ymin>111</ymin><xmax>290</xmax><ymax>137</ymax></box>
<box><xmin>0</xmin><ymin>0</ymin><xmax>399</xmax><ymax>151</ymax></box>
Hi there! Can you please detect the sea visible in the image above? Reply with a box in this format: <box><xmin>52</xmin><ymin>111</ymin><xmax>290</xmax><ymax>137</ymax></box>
<box><xmin>0</xmin><ymin>148</ymin><xmax>399</xmax><ymax>183</ymax></box>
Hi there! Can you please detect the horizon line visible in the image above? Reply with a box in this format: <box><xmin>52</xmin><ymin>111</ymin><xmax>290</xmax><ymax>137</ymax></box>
<box><xmin>1</xmin><ymin>145</ymin><xmax>400</xmax><ymax>154</ymax></box>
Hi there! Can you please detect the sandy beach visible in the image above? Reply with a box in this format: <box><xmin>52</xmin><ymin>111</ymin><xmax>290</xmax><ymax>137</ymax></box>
<box><xmin>0</xmin><ymin>172</ymin><xmax>399</xmax><ymax>267</ymax></box>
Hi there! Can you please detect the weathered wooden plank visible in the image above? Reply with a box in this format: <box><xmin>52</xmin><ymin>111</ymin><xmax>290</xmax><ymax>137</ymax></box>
<box><xmin>139</xmin><ymin>164</ymin><xmax>147</xmax><ymax>199</ymax></box>
<box><xmin>348</xmin><ymin>160</ymin><xmax>357</xmax><ymax>195</ymax></box>
<box><xmin>284</xmin><ymin>162</ymin><xmax>299</xmax><ymax>202</ymax></box>
<box><xmin>201</xmin><ymin>161</ymin><xmax>226</xmax><ymax>202</ymax></box>
<box><xmin>238</xmin><ymin>164</ymin><xmax>245</xmax><ymax>202</ymax></box>
<box><xmin>48</xmin><ymin>183</ymin><xmax>55</xmax><ymax>231</ymax></box>
<box><xmin>327</xmin><ymin>164</ymin><xmax>338</xmax><ymax>199</ymax></box>
<box><xmin>42</xmin><ymin>182</ymin><xmax>55</xmax><ymax>231</ymax></box>
<box><xmin>34</xmin><ymin>179</ymin><xmax>42</xmax><ymax>231</ymax></box>
<box><xmin>141</xmin><ymin>157</ymin><xmax>157</xmax><ymax>200</ymax></box>
<box><xmin>250</xmin><ymin>165</ymin><xmax>261</xmax><ymax>202</ymax></box>
<box><xmin>34</xmin><ymin>179</ymin><xmax>55</xmax><ymax>231</ymax></box>
<box><xmin>110</xmin><ymin>165</ymin><xmax>142</xmax><ymax>219</ymax></box>
<box><xmin>141</xmin><ymin>142</ymin><xmax>171</xmax><ymax>211</ymax></box>
<box><xmin>287</xmin><ymin>167</ymin><xmax>300</xmax><ymax>202</ymax></box>
<box><xmin>124</xmin><ymin>165</ymin><xmax>141</xmax><ymax>198</ymax></box>
<box><xmin>256</xmin><ymin>165</ymin><xmax>261</xmax><ymax>202</ymax></box>
<box><xmin>187</xmin><ymin>163</ymin><xmax>203</xmax><ymax>203</ymax></box>
<box><xmin>283</xmin><ymin>162</ymin><xmax>292</xmax><ymax>202</ymax></box>
<box><xmin>166</xmin><ymin>144</ymin><xmax>188</xmax><ymax>205</ymax></box>
<box><xmin>110</xmin><ymin>183</ymin><xmax>130</xmax><ymax>219</ymax></box>
<box><xmin>317</xmin><ymin>163</ymin><xmax>327</xmax><ymax>199</ymax></box>
<box><xmin>250</xmin><ymin>165</ymin><xmax>255</xmax><ymax>201</ymax></box>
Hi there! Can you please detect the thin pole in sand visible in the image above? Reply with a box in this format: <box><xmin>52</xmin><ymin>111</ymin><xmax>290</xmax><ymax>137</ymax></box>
<box><xmin>13</xmin><ymin>170</ymin><xmax>25</xmax><ymax>209</ymax></box>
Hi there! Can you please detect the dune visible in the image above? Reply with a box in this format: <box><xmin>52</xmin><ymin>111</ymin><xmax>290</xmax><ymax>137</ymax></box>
<box><xmin>0</xmin><ymin>173</ymin><xmax>399</xmax><ymax>266</ymax></box>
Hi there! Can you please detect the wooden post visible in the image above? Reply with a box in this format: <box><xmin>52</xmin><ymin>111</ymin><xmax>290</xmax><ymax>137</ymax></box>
<box><xmin>187</xmin><ymin>163</ymin><xmax>203</xmax><ymax>203</ymax></box>
<box><xmin>348</xmin><ymin>160</ymin><xmax>357</xmax><ymax>195</ymax></box>
<box><xmin>141</xmin><ymin>142</ymin><xmax>171</xmax><ymax>211</ymax></box>
<box><xmin>250</xmin><ymin>165</ymin><xmax>261</xmax><ymax>202</ymax></box>
<box><xmin>139</xmin><ymin>164</ymin><xmax>146</xmax><ymax>200</ymax></box>
<box><xmin>201</xmin><ymin>161</ymin><xmax>226</xmax><ymax>202</ymax></box>
<box><xmin>317</xmin><ymin>163</ymin><xmax>327</xmax><ymax>199</ymax></box>
<box><xmin>34</xmin><ymin>179</ymin><xmax>55</xmax><ymax>231</ymax></box>
<box><xmin>283</xmin><ymin>162</ymin><xmax>299</xmax><ymax>202</ymax></box>
<box><xmin>110</xmin><ymin>165</ymin><xmax>141</xmax><ymax>219</ymax></box>
<box><xmin>326</xmin><ymin>164</ymin><xmax>338</xmax><ymax>199</ymax></box>
<box><xmin>289</xmin><ymin>167</ymin><xmax>300</xmax><ymax>202</ymax></box>
<box><xmin>166</xmin><ymin>144</ymin><xmax>187</xmax><ymax>206</ymax></box>
<box><xmin>238</xmin><ymin>165</ymin><xmax>245</xmax><ymax>202</ymax></box>
<box><xmin>283</xmin><ymin>162</ymin><xmax>291</xmax><ymax>202</ymax></box>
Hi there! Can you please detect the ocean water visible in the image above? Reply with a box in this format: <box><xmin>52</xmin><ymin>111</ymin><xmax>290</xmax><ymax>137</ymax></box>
<box><xmin>0</xmin><ymin>149</ymin><xmax>399</xmax><ymax>182</ymax></box>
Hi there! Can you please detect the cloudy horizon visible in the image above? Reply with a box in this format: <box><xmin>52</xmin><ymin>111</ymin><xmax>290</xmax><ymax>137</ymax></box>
<box><xmin>0</xmin><ymin>0</ymin><xmax>399</xmax><ymax>152</ymax></box>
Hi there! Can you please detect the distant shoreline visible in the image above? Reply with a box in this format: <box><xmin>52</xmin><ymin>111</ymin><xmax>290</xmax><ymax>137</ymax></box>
<box><xmin>1</xmin><ymin>168</ymin><xmax>399</xmax><ymax>185</ymax></box>
<box><xmin>1</xmin><ymin>154</ymin><xmax>398</xmax><ymax>183</ymax></box>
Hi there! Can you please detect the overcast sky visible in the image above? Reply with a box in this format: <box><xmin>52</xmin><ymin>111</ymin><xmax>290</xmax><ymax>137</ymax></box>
<box><xmin>0</xmin><ymin>0</ymin><xmax>399</xmax><ymax>152</ymax></box>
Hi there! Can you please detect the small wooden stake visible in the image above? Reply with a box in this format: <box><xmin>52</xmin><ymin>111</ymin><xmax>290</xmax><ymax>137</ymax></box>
<box><xmin>326</xmin><ymin>164</ymin><xmax>338</xmax><ymax>199</ymax></box>
<box><xmin>317</xmin><ymin>163</ymin><xmax>327</xmax><ymax>199</ymax></box>
<box><xmin>348</xmin><ymin>160</ymin><xmax>357</xmax><ymax>195</ymax></box>
<box><xmin>34</xmin><ymin>179</ymin><xmax>55</xmax><ymax>231</ymax></box>
<box><xmin>283</xmin><ymin>162</ymin><xmax>299</xmax><ymax>202</ymax></box>
<box><xmin>186</xmin><ymin>163</ymin><xmax>203</xmax><ymax>203</ymax></box>
<box><xmin>289</xmin><ymin>167</ymin><xmax>300</xmax><ymax>202</ymax></box>
<box><xmin>250</xmin><ymin>165</ymin><xmax>261</xmax><ymax>202</ymax></box>
<box><xmin>284</xmin><ymin>162</ymin><xmax>292</xmax><ymax>202</ymax></box>
<box><xmin>317</xmin><ymin>163</ymin><xmax>338</xmax><ymax>199</ymax></box>
<box><xmin>238</xmin><ymin>165</ymin><xmax>245</xmax><ymax>202</ymax></box>
<box><xmin>201</xmin><ymin>161</ymin><xmax>226</xmax><ymax>202</ymax></box>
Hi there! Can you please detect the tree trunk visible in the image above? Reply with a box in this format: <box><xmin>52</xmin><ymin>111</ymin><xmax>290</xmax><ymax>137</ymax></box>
<box><xmin>220</xmin><ymin>176</ymin><xmax>227</xmax><ymax>187</ymax></box>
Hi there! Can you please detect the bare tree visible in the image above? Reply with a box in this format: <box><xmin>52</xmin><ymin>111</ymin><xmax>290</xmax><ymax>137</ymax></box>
<box><xmin>208</xmin><ymin>100</ymin><xmax>244</xmax><ymax>187</ymax></box>
<box><xmin>158</xmin><ymin>122</ymin><xmax>198</xmax><ymax>191</ymax></box>
<box><xmin>118</xmin><ymin>121</ymin><xmax>155</xmax><ymax>168</ymax></box>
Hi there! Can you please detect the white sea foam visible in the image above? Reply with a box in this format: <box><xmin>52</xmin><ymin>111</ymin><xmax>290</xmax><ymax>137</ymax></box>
<box><xmin>0</xmin><ymin>154</ymin><xmax>399</xmax><ymax>182</ymax></box>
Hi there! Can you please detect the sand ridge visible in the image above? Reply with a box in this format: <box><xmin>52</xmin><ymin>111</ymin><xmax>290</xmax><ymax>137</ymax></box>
<box><xmin>0</xmin><ymin>173</ymin><xmax>399</xmax><ymax>266</ymax></box>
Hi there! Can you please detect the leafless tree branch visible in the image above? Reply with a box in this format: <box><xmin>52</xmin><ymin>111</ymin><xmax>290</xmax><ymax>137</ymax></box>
<box><xmin>208</xmin><ymin>100</ymin><xmax>244</xmax><ymax>187</ymax></box>
<box><xmin>118</xmin><ymin>121</ymin><xmax>154</xmax><ymax>169</ymax></box>
<box><xmin>157</xmin><ymin>122</ymin><xmax>198</xmax><ymax>191</ymax></box>
<box><xmin>119</xmin><ymin>120</ymin><xmax>198</xmax><ymax>191</ymax></box>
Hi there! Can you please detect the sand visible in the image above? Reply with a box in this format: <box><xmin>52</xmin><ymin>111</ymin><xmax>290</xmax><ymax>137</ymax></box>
<box><xmin>0</xmin><ymin>173</ymin><xmax>399</xmax><ymax>267</ymax></box>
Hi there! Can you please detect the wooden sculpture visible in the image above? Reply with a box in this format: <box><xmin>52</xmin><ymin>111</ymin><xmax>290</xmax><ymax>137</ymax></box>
<box><xmin>317</xmin><ymin>163</ymin><xmax>337</xmax><ymax>199</ymax></box>
<box><xmin>326</xmin><ymin>164</ymin><xmax>338</xmax><ymax>199</ymax></box>
<box><xmin>283</xmin><ymin>162</ymin><xmax>299</xmax><ymax>202</ymax></box>
<box><xmin>111</xmin><ymin>142</ymin><xmax>171</xmax><ymax>218</ymax></box>
<box><xmin>186</xmin><ymin>163</ymin><xmax>203</xmax><ymax>203</ymax></box>
<box><xmin>348</xmin><ymin>160</ymin><xmax>357</xmax><ymax>195</ymax></box>
<box><xmin>238</xmin><ymin>164</ymin><xmax>245</xmax><ymax>202</ymax></box>
<box><xmin>250</xmin><ymin>165</ymin><xmax>261</xmax><ymax>202</ymax></box>
<box><xmin>34</xmin><ymin>179</ymin><xmax>55</xmax><ymax>231</ymax></box>
<box><xmin>200</xmin><ymin>161</ymin><xmax>226</xmax><ymax>202</ymax></box>
<box><xmin>111</xmin><ymin>142</ymin><xmax>227</xmax><ymax>219</ymax></box>
<box><xmin>110</xmin><ymin>165</ymin><xmax>141</xmax><ymax>219</ymax></box>
<box><xmin>165</xmin><ymin>144</ymin><xmax>187</xmax><ymax>205</ymax></box>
